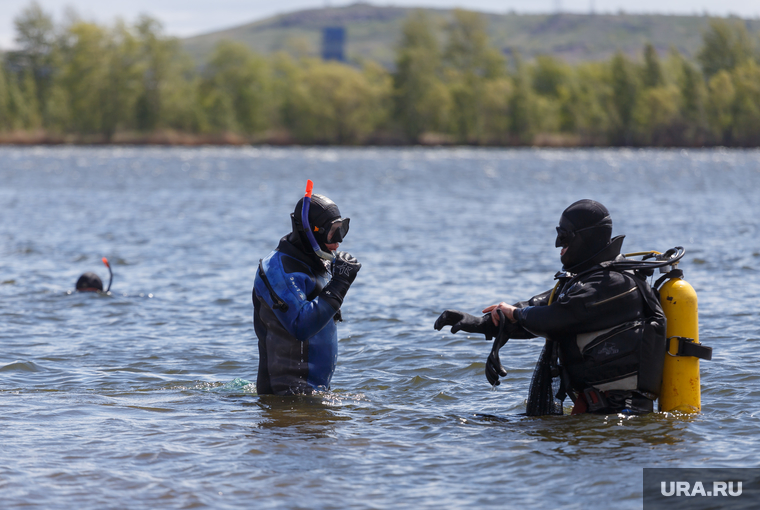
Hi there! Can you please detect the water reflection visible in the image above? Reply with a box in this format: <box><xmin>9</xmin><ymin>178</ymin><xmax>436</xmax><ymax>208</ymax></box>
<box><xmin>469</xmin><ymin>411</ymin><xmax>691</xmax><ymax>460</ymax></box>
<box><xmin>247</xmin><ymin>395</ymin><xmax>351</xmax><ymax>440</ymax></box>
<box><xmin>532</xmin><ymin>413</ymin><xmax>689</xmax><ymax>452</ymax></box>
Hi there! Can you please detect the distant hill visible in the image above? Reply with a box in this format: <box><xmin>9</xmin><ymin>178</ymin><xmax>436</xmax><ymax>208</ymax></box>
<box><xmin>181</xmin><ymin>3</ymin><xmax>760</xmax><ymax>67</ymax></box>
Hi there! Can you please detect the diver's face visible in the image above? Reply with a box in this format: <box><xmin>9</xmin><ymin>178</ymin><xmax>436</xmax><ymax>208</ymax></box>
<box><xmin>555</xmin><ymin>217</ymin><xmax>577</xmax><ymax>267</ymax></box>
<box><xmin>321</xmin><ymin>217</ymin><xmax>348</xmax><ymax>252</ymax></box>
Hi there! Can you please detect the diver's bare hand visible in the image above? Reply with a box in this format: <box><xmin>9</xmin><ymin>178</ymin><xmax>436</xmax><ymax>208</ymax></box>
<box><xmin>482</xmin><ymin>302</ymin><xmax>518</xmax><ymax>326</ymax></box>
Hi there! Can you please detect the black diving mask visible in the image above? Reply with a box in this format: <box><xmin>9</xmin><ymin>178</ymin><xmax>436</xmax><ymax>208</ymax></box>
<box><xmin>315</xmin><ymin>217</ymin><xmax>350</xmax><ymax>244</ymax></box>
<box><xmin>555</xmin><ymin>225</ymin><xmax>574</xmax><ymax>248</ymax></box>
<box><xmin>555</xmin><ymin>214</ymin><xmax>611</xmax><ymax>248</ymax></box>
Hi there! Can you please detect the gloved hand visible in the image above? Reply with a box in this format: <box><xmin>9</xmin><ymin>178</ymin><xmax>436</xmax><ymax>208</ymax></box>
<box><xmin>321</xmin><ymin>252</ymin><xmax>361</xmax><ymax>309</ymax></box>
<box><xmin>485</xmin><ymin>310</ymin><xmax>509</xmax><ymax>386</ymax></box>
<box><xmin>332</xmin><ymin>251</ymin><xmax>361</xmax><ymax>284</ymax></box>
<box><xmin>434</xmin><ymin>310</ymin><xmax>498</xmax><ymax>340</ymax></box>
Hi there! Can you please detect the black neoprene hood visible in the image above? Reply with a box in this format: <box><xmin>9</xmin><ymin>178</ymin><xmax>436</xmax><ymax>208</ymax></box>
<box><xmin>294</xmin><ymin>194</ymin><xmax>341</xmax><ymax>230</ymax></box>
<box><xmin>557</xmin><ymin>199</ymin><xmax>613</xmax><ymax>270</ymax></box>
<box><xmin>76</xmin><ymin>272</ymin><xmax>103</xmax><ymax>292</ymax></box>
<box><xmin>291</xmin><ymin>193</ymin><xmax>343</xmax><ymax>250</ymax></box>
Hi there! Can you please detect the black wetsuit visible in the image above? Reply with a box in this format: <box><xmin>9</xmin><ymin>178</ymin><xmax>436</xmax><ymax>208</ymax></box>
<box><xmin>511</xmin><ymin>236</ymin><xmax>666</xmax><ymax>413</ymax></box>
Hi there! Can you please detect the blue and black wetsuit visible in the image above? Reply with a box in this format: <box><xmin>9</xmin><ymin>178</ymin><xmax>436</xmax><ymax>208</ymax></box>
<box><xmin>253</xmin><ymin>236</ymin><xmax>341</xmax><ymax>395</ymax></box>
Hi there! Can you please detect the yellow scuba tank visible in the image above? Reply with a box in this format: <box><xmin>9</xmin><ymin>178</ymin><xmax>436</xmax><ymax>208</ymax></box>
<box><xmin>656</xmin><ymin>257</ymin><xmax>712</xmax><ymax>413</ymax></box>
<box><xmin>626</xmin><ymin>247</ymin><xmax>712</xmax><ymax>413</ymax></box>
<box><xmin>658</xmin><ymin>277</ymin><xmax>701</xmax><ymax>412</ymax></box>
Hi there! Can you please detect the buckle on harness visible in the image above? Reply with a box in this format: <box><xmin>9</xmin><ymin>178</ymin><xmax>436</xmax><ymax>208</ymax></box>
<box><xmin>666</xmin><ymin>336</ymin><xmax>712</xmax><ymax>360</ymax></box>
<box><xmin>583</xmin><ymin>387</ymin><xmax>609</xmax><ymax>412</ymax></box>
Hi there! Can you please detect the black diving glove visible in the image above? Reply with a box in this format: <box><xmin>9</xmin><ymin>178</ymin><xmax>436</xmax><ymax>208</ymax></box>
<box><xmin>321</xmin><ymin>251</ymin><xmax>361</xmax><ymax>309</ymax></box>
<box><xmin>434</xmin><ymin>310</ymin><xmax>498</xmax><ymax>340</ymax></box>
<box><xmin>485</xmin><ymin>310</ymin><xmax>509</xmax><ymax>386</ymax></box>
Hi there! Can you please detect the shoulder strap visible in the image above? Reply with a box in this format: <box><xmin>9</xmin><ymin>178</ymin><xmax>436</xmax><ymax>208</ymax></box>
<box><xmin>623</xmin><ymin>270</ymin><xmax>665</xmax><ymax>322</ymax></box>
<box><xmin>258</xmin><ymin>259</ymin><xmax>289</xmax><ymax>312</ymax></box>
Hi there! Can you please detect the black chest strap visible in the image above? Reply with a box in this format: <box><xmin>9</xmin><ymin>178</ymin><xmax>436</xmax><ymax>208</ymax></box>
<box><xmin>258</xmin><ymin>259</ymin><xmax>289</xmax><ymax>312</ymax></box>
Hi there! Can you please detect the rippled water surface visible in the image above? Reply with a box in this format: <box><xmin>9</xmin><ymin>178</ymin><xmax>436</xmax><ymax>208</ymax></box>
<box><xmin>1</xmin><ymin>146</ymin><xmax>759</xmax><ymax>509</ymax></box>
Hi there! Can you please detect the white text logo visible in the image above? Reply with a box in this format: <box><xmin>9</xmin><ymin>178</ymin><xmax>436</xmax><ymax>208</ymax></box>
<box><xmin>660</xmin><ymin>481</ymin><xmax>742</xmax><ymax>497</ymax></box>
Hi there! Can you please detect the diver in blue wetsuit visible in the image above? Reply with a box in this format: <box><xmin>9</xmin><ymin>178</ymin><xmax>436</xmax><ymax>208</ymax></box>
<box><xmin>253</xmin><ymin>189</ymin><xmax>360</xmax><ymax>395</ymax></box>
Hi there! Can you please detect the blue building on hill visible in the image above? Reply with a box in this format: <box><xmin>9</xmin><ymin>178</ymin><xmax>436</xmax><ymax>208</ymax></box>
<box><xmin>321</xmin><ymin>27</ymin><xmax>345</xmax><ymax>62</ymax></box>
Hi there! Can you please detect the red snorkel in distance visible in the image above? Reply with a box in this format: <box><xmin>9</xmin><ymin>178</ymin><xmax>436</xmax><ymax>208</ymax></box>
<box><xmin>301</xmin><ymin>180</ymin><xmax>336</xmax><ymax>262</ymax></box>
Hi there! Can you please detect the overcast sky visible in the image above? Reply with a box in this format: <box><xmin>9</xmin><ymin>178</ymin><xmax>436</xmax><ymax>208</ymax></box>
<box><xmin>3</xmin><ymin>0</ymin><xmax>760</xmax><ymax>49</ymax></box>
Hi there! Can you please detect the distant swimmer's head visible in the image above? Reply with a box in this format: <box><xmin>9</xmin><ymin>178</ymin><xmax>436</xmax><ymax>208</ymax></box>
<box><xmin>76</xmin><ymin>272</ymin><xmax>103</xmax><ymax>292</ymax></box>
<box><xmin>555</xmin><ymin>199</ymin><xmax>613</xmax><ymax>270</ymax></box>
<box><xmin>75</xmin><ymin>258</ymin><xmax>113</xmax><ymax>293</ymax></box>
<box><xmin>291</xmin><ymin>194</ymin><xmax>350</xmax><ymax>253</ymax></box>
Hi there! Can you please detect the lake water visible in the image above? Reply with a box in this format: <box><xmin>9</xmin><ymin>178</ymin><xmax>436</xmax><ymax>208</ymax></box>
<box><xmin>1</xmin><ymin>146</ymin><xmax>759</xmax><ymax>509</ymax></box>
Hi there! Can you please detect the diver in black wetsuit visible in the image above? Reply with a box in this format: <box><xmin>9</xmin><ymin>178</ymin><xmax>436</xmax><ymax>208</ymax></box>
<box><xmin>76</xmin><ymin>258</ymin><xmax>113</xmax><ymax>293</ymax></box>
<box><xmin>253</xmin><ymin>190</ymin><xmax>360</xmax><ymax>395</ymax></box>
<box><xmin>76</xmin><ymin>272</ymin><xmax>103</xmax><ymax>292</ymax></box>
<box><xmin>435</xmin><ymin>200</ymin><xmax>666</xmax><ymax>415</ymax></box>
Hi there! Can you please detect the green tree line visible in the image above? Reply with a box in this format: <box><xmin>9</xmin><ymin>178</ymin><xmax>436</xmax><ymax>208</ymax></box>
<box><xmin>2</xmin><ymin>3</ymin><xmax>760</xmax><ymax>146</ymax></box>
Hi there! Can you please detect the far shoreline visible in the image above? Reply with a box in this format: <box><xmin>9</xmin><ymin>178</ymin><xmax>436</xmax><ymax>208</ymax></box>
<box><xmin>0</xmin><ymin>131</ymin><xmax>754</xmax><ymax>149</ymax></box>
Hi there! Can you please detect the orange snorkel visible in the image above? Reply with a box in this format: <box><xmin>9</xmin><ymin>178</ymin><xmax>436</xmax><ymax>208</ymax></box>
<box><xmin>102</xmin><ymin>257</ymin><xmax>113</xmax><ymax>292</ymax></box>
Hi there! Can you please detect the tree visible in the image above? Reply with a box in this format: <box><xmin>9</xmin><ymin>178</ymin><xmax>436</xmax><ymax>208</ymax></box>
<box><xmin>559</xmin><ymin>62</ymin><xmax>612</xmax><ymax>143</ymax></box>
<box><xmin>57</xmin><ymin>21</ymin><xmax>141</xmax><ymax>138</ymax></box>
<box><xmin>277</xmin><ymin>59</ymin><xmax>386</xmax><ymax>144</ymax></box>
<box><xmin>508</xmin><ymin>53</ymin><xmax>536</xmax><ymax>144</ymax></box>
<box><xmin>532</xmin><ymin>55</ymin><xmax>571</xmax><ymax>97</ymax></box>
<box><xmin>1</xmin><ymin>65</ymin><xmax>30</xmax><ymax>131</ymax></box>
<box><xmin>442</xmin><ymin>9</ymin><xmax>505</xmax><ymax>142</ymax></box>
<box><xmin>678</xmin><ymin>58</ymin><xmax>708</xmax><ymax>143</ymax></box>
<box><xmin>641</xmin><ymin>43</ymin><xmax>663</xmax><ymax>88</ymax></box>
<box><xmin>134</xmin><ymin>17</ymin><xmax>167</xmax><ymax>131</ymax></box>
<box><xmin>697</xmin><ymin>18</ymin><xmax>757</xmax><ymax>78</ymax></box>
<box><xmin>0</xmin><ymin>65</ymin><xmax>13</xmax><ymax>131</ymax></box>
<box><xmin>730</xmin><ymin>60</ymin><xmax>760</xmax><ymax>145</ymax></box>
<box><xmin>609</xmin><ymin>52</ymin><xmax>639</xmax><ymax>145</ymax></box>
<box><xmin>19</xmin><ymin>68</ymin><xmax>42</xmax><ymax>129</ymax></box>
<box><xmin>270</xmin><ymin>52</ymin><xmax>303</xmax><ymax>137</ymax></box>
<box><xmin>12</xmin><ymin>1</ymin><xmax>57</xmax><ymax>122</ymax></box>
<box><xmin>393</xmin><ymin>10</ymin><xmax>449</xmax><ymax>141</ymax></box>
<box><xmin>443</xmin><ymin>9</ymin><xmax>504</xmax><ymax>79</ymax></box>
<box><xmin>201</xmin><ymin>41</ymin><xmax>272</xmax><ymax>134</ymax></box>
<box><xmin>159</xmin><ymin>66</ymin><xmax>205</xmax><ymax>134</ymax></box>
<box><xmin>706</xmin><ymin>70</ymin><xmax>735</xmax><ymax>145</ymax></box>
<box><xmin>362</xmin><ymin>60</ymin><xmax>393</xmax><ymax>135</ymax></box>
<box><xmin>129</xmin><ymin>16</ymin><xmax>204</xmax><ymax>133</ymax></box>
<box><xmin>480</xmin><ymin>77</ymin><xmax>513</xmax><ymax>141</ymax></box>
<box><xmin>529</xmin><ymin>56</ymin><xmax>572</xmax><ymax>137</ymax></box>
<box><xmin>632</xmin><ymin>85</ymin><xmax>681</xmax><ymax>145</ymax></box>
<box><xmin>42</xmin><ymin>79</ymin><xmax>70</xmax><ymax>133</ymax></box>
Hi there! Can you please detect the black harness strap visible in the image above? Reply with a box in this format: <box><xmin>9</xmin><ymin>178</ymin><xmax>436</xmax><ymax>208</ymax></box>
<box><xmin>258</xmin><ymin>259</ymin><xmax>289</xmax><ymax>312</ymax></box>
<box><xmin>667</xmin><ymin>336</ymin><xmax>713</xmax><ymax>360</ymax></box>
<box><xmin>653</xmin><ymin>268</ymin><xmax>684</xmax><ymax>291</ymax></box>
